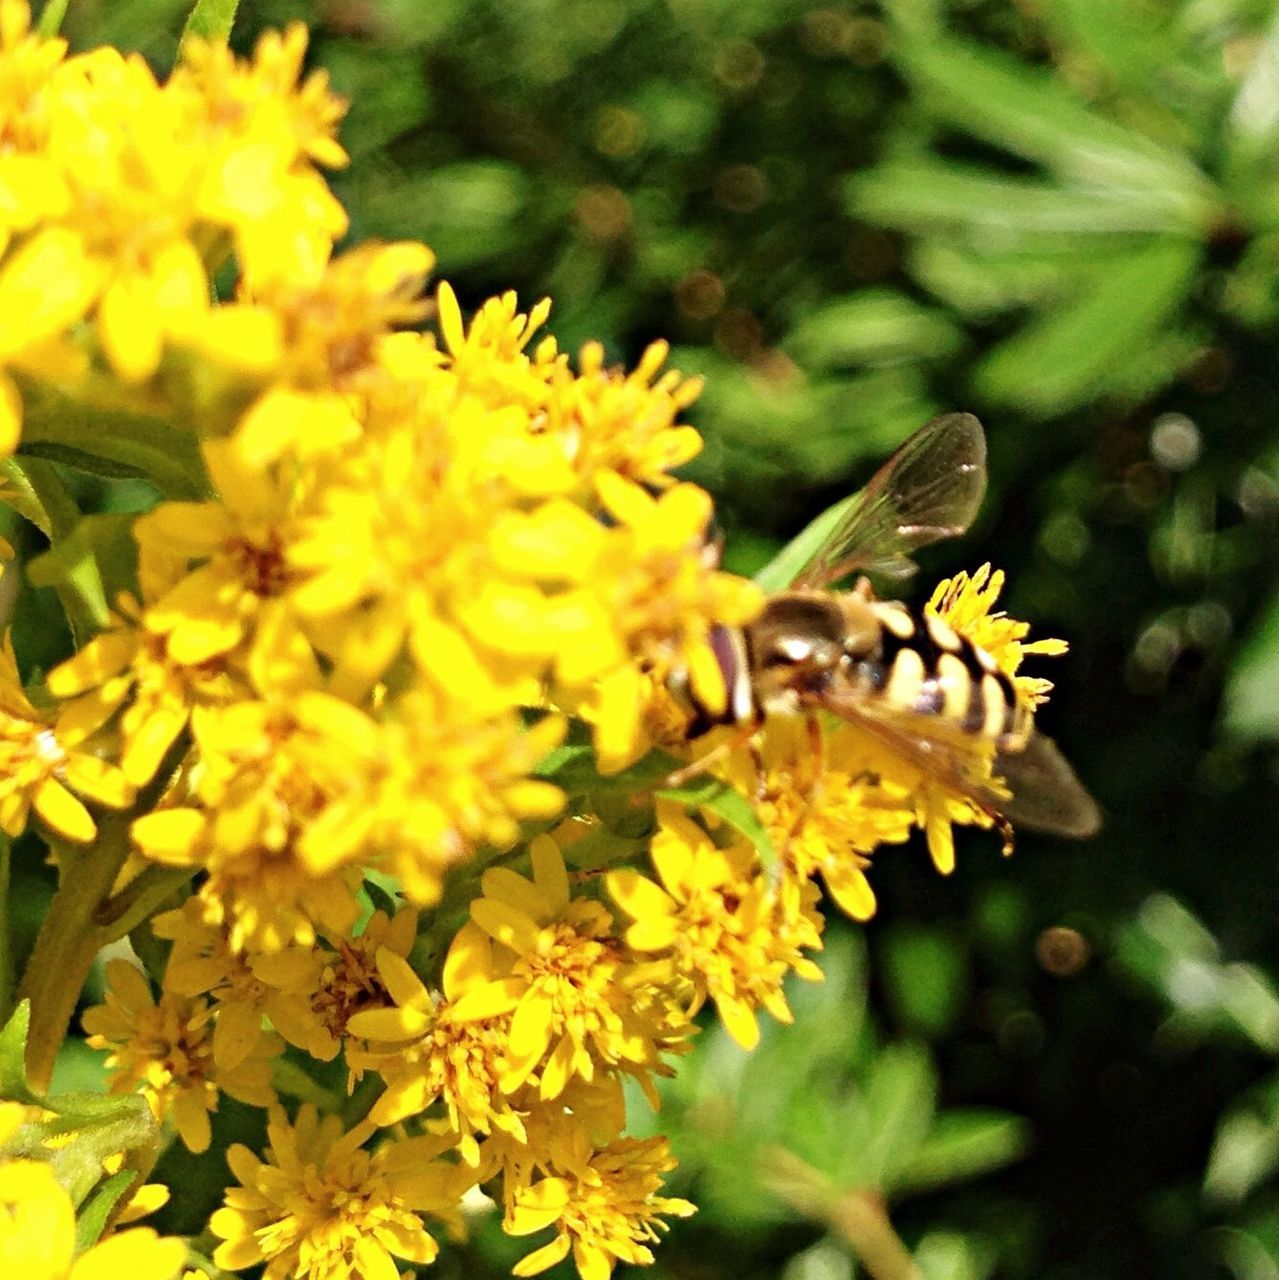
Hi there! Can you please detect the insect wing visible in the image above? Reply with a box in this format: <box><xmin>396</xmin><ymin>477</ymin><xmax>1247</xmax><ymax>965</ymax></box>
<box><xmin>814</xmin><ymin>688</ymin><xmax>1100</xmax><ymax>840</ymax></box>
<box><xmin>992</xmin><ymin>732</ymin><xmax>1101</xmax><ymax>838</ymax></box>
<box><xmin>790</xmin><ymin>412</ymin><xmax>987</xmax><ymax>590</ymax></box>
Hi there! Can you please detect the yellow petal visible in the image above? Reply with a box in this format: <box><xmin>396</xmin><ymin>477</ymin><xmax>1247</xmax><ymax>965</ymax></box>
<box><xmin>99</xmin><ymin>275</ymin><xmax>164</xmax><ymax>383</ymax></box>
<box><xmin>130</xmin><ymin>808</ymin><xmax>206</xmax><ymax>864</ymax></box>
<box><xmin>0</xmin><ymin>228</ymin><xmax>103</xmax><ymax>356</ymax></box>
<box><xmin>32</xmin><ymin>777</ymin><xmax>95</xmax><ymax>842</ymax></box>
<box><xmin>0</xmin><ymin>368</ymin><xmax>20</xmax><ymax>456</ymax></box>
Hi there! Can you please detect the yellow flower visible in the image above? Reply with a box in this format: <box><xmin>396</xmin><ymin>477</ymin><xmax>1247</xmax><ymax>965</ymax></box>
<box><xmin>507</xmin><ymin>1134</ymin><xmax>694</xmax><ymax>1280</ymax></box>
<box><xmin>608</xmin><ymin>807</ymin><xmax>823</xmax><ymax>1051</ymax></box>
<box><xmin>307</xmin><ymin>905</ymin><xmax>419</xmax><ymax>1071</ymax></box>
<box><xmin>741</xmin><ymin>720</ymin><xmax>915</xmax><ymax>920</ymax></box>
<box><xmin>0</xmin><ymin>1157</ymin><xmax>186</xmax><ymax>1280</ymax></box>
<box><xmin>82</xmin><ymin>958</ymin><xmax>279</xmax><ymax>1153</ymax></box>
<box><xmin>349</xmin><ymin>922</ymin><xmax>529</xmax><ymax>1166</ymax></box>
<box><xmin>231</xmin><ymin>240</ymin><xmax>435</xmax><ymax>467</ymax></box>
<box><xmin>134</xmin><ymin>443</ymin><xmax>310</xmax><ymax>676</ymax></box>
<box><xmin>372</xmin><ymin>692</ymin><xmax>565</xmax><ymax>905</ymax></box>
<box><xmin>152</xmin><ymin>897</ymin><xmax>330</xmax><ymax>1067</ymax></box>
<box><xmin>211</xmin><ymin>1105</ymin><xmax>470</xmax><ymax>1280</ymax></box>
<box><xmin>928</xmin><ymin>562</ymin><xmax>1067</xmax><ymax>705</ymax></box>
<box><xmin>130</xmin><ymin>693</ymin><xmax>378</xmax><ymax>951</ymax></box>
<box><xmin>48</xmin><ymin>601</ymin><xmax>242</xmax><ymax>787</ymax></box>
<box><xmin>0</xmin><ymin>631</ymin><xmax>133</xmax><ymax>843</ymax></box>
<box><xmin>176</xmin><ymin>23</ymin><xmax>349</xmax><ymax>291</ymax></box>
<box><xmin>452</xmin><ymin>836</ymin><xmax>664</xmax><ymax>1098</ymax></box>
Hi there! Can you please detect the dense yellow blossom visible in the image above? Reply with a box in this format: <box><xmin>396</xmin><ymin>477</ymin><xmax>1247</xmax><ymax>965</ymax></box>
<box><xmin>82</xmin><ymin>959</ymin><xmax>279</xmax><ymax>1153</ymax></box>
<box><xmin>505</xmin><ymin>1133</ymin><xmax>695</xmax><ymax>1280</ymax></box>
<box><xmin>0</xmin><ymin>7</ymin><xmax>1084</xmax><ymax>1279</ymax></box>
<box><xmin>211</xmin><ymin>1105</ymin><xmax>469</xmax><ymax>1280</ymax></box>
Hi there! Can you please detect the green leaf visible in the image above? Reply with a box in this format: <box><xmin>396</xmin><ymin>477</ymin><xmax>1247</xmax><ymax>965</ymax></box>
<box><xmin>852</xmin><ymin>158</ymin><xmax>1202</xmax><ymax>237</ymax></box>
<box><xmin>973</xmin><ymin>238</ymin><xmax>1200</xmax><ymax>414</ymax></box>
<box><xmin>753</xmin><ymin>492</ymin><xmax>855</xmax><ymax>593</ymax></box>
<box><xmin>0</xmin><ymin>1000</ymin><xmax>34</xmax><ymax>1101</ymax></box>
<box><xmin>889</xmin><ymin>1109</ymin><xmax>1030</xmax><ymax>1196</ymax></box>
<box><xmin>1224</xmin><ymin>586</ymin><xmax>1279</xmax><ymax>741</ymax></box>
<box><xmin>180</xmin><ymin>0</ymin><xmax>238</xmax><ymax>46</ymax></box>
<box><xmin>784</xmin><ymin>292</ymin><xmax>962</xmax><ymax>370</ymax></box>
<box><xmin>19</xmin><ymin>383</ymin><xmax>208</xmax><ymax>500</ymax></box>
<box><xmin>899</xmin><ymin>36</ymin><xmax>1219</xmax><ymax>226</ymax></box>
<box><xmin>856</xmin><ymin>1041</ymin><xmax>937</xmax><ymax>1188</ymax></box>
<box><xmin>74</xmin><ymin>1169</ymin><xmax>137</xmax><ymax>1252</ymax></box>
<box><xmin>28</xmin><ymin>514</ymin><xmax>139</xmax><ymax>633</ymax></box>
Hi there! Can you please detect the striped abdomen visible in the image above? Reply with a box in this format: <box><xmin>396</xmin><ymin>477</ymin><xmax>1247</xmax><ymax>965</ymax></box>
<box><xmin>862</xmin><ymin>601</ymin><xmax>1030</xmax><ymax>749</ymax></box>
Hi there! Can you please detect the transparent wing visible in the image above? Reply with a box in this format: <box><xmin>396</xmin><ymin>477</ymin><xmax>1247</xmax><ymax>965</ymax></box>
<box><xmin>814</xmin><ymin>689</ymin><xmax>1101</xmax><ymax>840</ymax></box>
<box><xmin>992</xmin><ymin>732</ymin><xmax>1102</xmax><ymax>838</ymax></box>
<box><xmin>791</xmin><ymin>412</ymin><xmax>987</xmax><ymax>590</ymax></box>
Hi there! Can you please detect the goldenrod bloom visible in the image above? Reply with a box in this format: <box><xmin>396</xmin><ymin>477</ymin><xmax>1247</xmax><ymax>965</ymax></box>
<box><xmin>452</xmin><ymin>836</ymin><xmax>668</xmax><ymax>1097</ymax></box>
<box><xmin>507</xmin><ymin>1134</ymin><xmax>694</xmax><ymax>1280</ymax></box>
<box><xmin>609</xmin><ymin>807</ymin><xmax>824</xmax><ymax>1051</ymax></box>
<box><xmin>929</xmin><ymin>562</ymin><xmax>1067</xmax><ymax>705</ymax></box>
<box><xmin>0</xmin><ymin>632</ymin><xmax>133</xmax><ymax>843</ymax></box>
<box><xmin>82</xmin><ymin>959</ymin><xmax>279</xmax><ymax>1153</ymax></box>
<box><xmin>211</xmin><ymin>1105</ymin><xmax>469</xmax><ymax>1280</ymax></box>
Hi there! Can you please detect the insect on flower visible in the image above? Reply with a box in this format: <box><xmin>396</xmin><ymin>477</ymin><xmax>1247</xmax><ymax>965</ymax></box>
<box><xmin>672</xmin><ymin>412</ymin><xmax>1101</xmax><ymax>846</ymax></box>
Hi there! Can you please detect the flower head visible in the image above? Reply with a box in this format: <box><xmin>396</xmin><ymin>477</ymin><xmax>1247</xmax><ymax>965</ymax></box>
<box><xmin>211</xmin><ymin>1105</ymin><xmax>470</xmax><ymax>1280</ymax></box>
<box><xmin>507</xmin><ymin>1135</ymin><xmax>695</xmax><ymax>1280</ymax></box>
<box><xmin>82</xmin><ymin>959</ymin><xmax>279</xmax><ymax>1152</ymax></box>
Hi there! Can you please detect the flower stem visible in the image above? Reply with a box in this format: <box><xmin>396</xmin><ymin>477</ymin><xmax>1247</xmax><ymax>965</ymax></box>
<box><xmin>765</xmin><ymin>1149</ymin><xmax>920</xmax><ymax>1280</ymax></box>
<box><xmin>18</xmin><ymin>732</ymin><xmax>191</xmax><ymax>1091</ymax></box>
<box><xmin>19</xmin><ymin>816</ymin><xmax>135</xmax><ymax>1091</ymax></box>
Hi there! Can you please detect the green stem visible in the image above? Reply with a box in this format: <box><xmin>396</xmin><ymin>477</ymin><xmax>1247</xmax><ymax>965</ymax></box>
<box><xmin>18</xmin><ymin>816</ymin><xmax>135</xmax><ymax>1091</ymax></box>
<box><xmin>272</xmin><ymin>1058</ymin><xmax>340</xmax><ymax>1111</ymax></box>
<box><xmin>180</xmin><ymin>0</ymin><xmax>241</xmax><ymax>50</ymax></box>
<box><xmin>765</xmin><ymin>1150</ymin><xmax>920</xmax><ymax>1280</ymax></box>
<box><xmin>17</xmin><ymin>732</ymin><xmax>191</xmax><ymax>1091</ymax></box>
<box><xmin>35</xmin><ymin>0</ymin><xmax>70</xmax><ymax>37</ymax></box>
<box><xmin>93</xmin><ymin>865</ymin><xmax>194</xmax><ymax>943</ymax></box>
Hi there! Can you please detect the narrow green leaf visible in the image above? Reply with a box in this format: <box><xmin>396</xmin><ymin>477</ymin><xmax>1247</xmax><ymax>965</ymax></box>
<box><xmin>0</xmin><ymin>1000</ymin><xmax>33</xmax><ymax>1101</ymax></box>
<box><xmin>784</xmin><ymin>292</ymin><xmax>962</xmax><ymax>370</ymax></box>
<box><xmin>974</xmin><ymin>239</ymin><xmax>1200</xmax><ymax>414</ymax></box>
<box><xmin>900</xmin><ymin>37</ymin><xmax>1219</xmax><ymax>227</ymax></box>
<box><xmin>856</xmin><ymin>1041</ymin><xmax>937</xmax><ymax>1188</ymax></box>
<box><xmin>73</xmin><ymin>1170</ymin><xmax>137</xmax><ymax>1251</ymax></box>
<box><xmin>19</xmin><ymin>384</ymin><xmax>208</xmax><ymax>500</ymax></box>
<box><xmin>889</xmin><ymin>1109</ymin><xmax>1030</xmax><ymax>1196</ymax></box>
<box><xmin>852</xmin><ymin>158</ymin><xmax>1202</xmax><ymax>237</ymax></box>
<box><xmin>181</xmin><ymin>0</ymin><xmax>239</xmax><ymax>47</ymax></box>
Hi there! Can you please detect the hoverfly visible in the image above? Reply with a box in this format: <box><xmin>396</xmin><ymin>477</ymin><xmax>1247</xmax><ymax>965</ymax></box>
<box><xmin>680</xmin><ymin>412</ymin><xmax>1100</xmax><ymax>843</ymax></box>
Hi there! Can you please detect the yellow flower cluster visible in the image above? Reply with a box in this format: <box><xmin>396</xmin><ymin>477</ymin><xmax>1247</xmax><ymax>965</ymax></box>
<box><xmin>0</xmin><ymin>7</ymin><xmax>1076</xmax><ymax>1280</ymax></box>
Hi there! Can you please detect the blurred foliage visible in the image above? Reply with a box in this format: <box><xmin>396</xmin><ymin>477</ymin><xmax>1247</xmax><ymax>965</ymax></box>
<box><xmin>22</xmin><ymin>0</ymin><xmax>1279</xmax><ymax>1276</ymax></box>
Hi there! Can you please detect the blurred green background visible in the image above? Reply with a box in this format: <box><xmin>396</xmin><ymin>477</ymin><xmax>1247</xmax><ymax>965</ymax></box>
<box><xmin>33</xmin><ymin>0</ymin><xmax>1279</xmax><ymax>1276</ymax></box>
